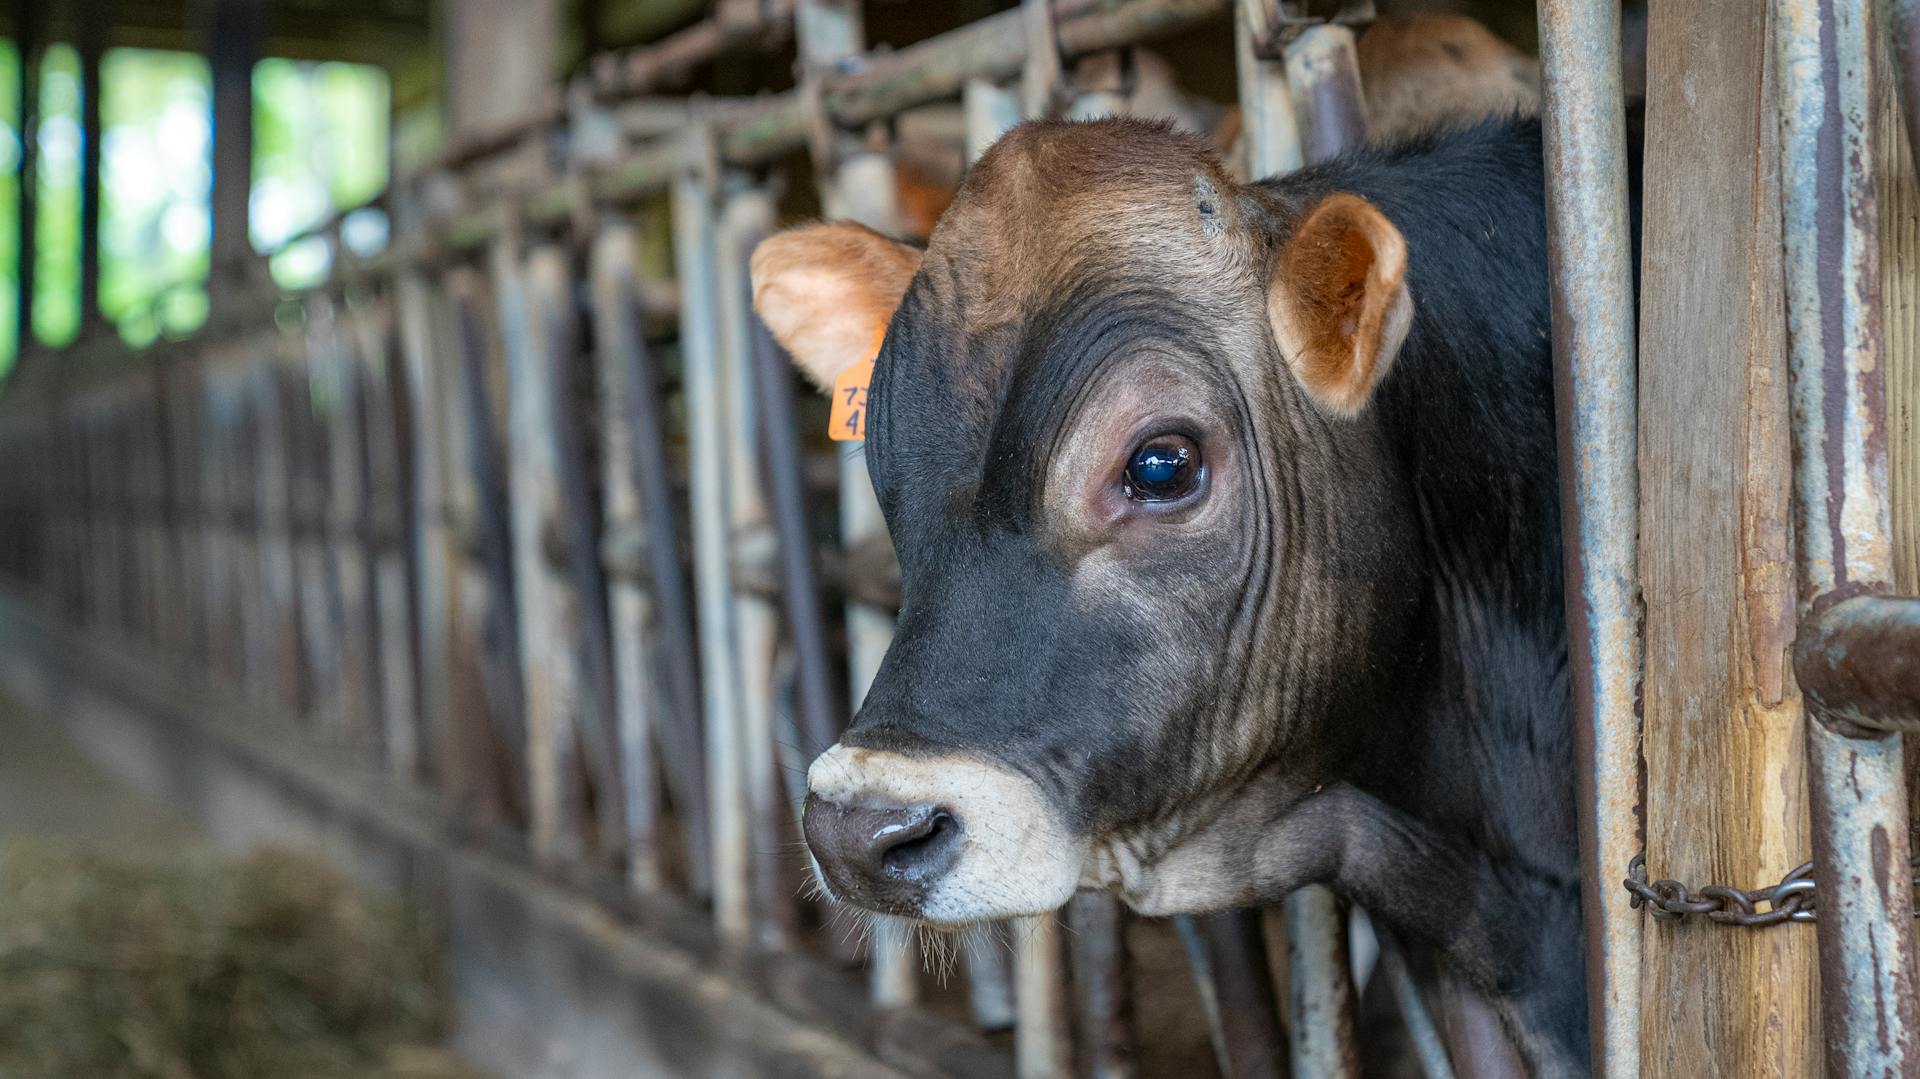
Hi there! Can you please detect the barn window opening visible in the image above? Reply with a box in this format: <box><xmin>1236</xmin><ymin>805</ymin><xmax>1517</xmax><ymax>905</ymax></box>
<box><xmin>253</xmin><ymin>59</ymin><xmax>391</xmax><ymax>291</ymax></box>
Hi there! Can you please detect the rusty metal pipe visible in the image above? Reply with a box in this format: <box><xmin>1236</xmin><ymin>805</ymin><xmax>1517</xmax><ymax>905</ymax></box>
<box><xmin>1776</xmin><ymin>0</ymin><xmax>1920</xmax><ymax>1072</ymax></box>
<box><xmin>1283</xmin><ymin>25</ymin><xmax>1367</xmax><ymax>164</ymax></box>
<box><xmin>1795</xmin><ymin>594</ymin><xmax>1920</xmax><ymax>732</ymax></box>
<box><xmin>1535</xmin><ymin>1</ymin><xmax>1643</xmax><ymax>1075</ymax></box>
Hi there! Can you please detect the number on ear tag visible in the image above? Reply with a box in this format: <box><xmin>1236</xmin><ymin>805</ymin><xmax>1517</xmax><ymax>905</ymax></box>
<box><xmin>829</xmin><ymin>358</ymin><xmax>875</xmax><ymax>442</ymax></box>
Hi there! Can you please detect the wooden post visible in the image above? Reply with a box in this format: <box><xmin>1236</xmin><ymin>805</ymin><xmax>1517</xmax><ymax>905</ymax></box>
<box><xmin>78</xmin><ymin>0</ymin><xmax>106</xmax><ymax>328</ymax></box>
<box><xmin>1879</xmin><ymin>3</ymin><xmax>1920</xmax><ymax>598</ymax></box>
<box><xmin>14</xmin><ymin>0</ymin><xmax>39</xmax><ymax>358</ymax></box>
<box><xmin>1635</xmin><ymin>2</ymin><xmax>1816</xmax><ymax>1074</ymax></box>
<box><xmin>208</xmin><ymin>0</ymin><xmax>266</xmax><ymax>299</ymax></box>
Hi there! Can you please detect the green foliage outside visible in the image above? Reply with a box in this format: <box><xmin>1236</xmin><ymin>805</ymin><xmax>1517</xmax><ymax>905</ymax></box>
<box><xmin>0</xmin><ymin>46</ymin><xmax>389</xmax><ymax>381</ymax></box>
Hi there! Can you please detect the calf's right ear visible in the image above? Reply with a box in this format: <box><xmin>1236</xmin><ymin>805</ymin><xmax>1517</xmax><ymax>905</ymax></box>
<box><xmin>750</xmin><ymin>223</ymin><xmax>924</xmax><ymax>392</ymax></box>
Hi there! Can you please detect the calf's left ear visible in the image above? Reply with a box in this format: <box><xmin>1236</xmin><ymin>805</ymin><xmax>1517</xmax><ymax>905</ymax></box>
<box><xmin>751</xmin><ymin>222</ymin><xmax>924</xmax><ymax>392</ymax></box>
<box><xmin>1267</xmin><ymin>193</ymin><xmax>1413</xmax><ymax>417</ymax></box>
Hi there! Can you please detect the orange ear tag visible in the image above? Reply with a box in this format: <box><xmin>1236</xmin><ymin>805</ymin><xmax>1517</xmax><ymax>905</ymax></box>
<box><xmin>827</xmin><ymin>327</ymin><xmax>887</xmax><ymax>442</ymax></box>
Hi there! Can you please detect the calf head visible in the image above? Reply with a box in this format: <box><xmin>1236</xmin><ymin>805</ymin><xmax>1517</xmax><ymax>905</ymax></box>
<box><xmin>753</xmin><ymin>119</ymin><xmax>1424</xmax><ymax>925</ymax></box>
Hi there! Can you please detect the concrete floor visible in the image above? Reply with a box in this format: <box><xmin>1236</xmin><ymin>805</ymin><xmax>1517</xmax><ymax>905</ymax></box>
<box><xmin>0</xmin><ymin>688</ymin><xmax>202</xmax><ymax>856</ymax></box>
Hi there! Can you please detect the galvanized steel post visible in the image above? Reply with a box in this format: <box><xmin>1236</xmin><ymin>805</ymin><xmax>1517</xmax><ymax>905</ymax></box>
<box><xmin>673</xmin><ymin>123</ymin><xmax>755</xmax><ymax>947</ymax></box>
<box><xmin>1535</xmin><ymin>1</ymin><xmax>1643</xmax><ymax>1075</ymax></box>
<box><xmin>1776</xmin><ymin>0</ymin><xmax>1920</xmax><ymax>1072</ymax></box>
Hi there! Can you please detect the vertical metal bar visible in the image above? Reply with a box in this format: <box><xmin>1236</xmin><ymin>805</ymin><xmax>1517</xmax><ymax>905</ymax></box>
<box><xmin>1286</xmin><ymin>886</ymin><xmax>1357</xmax><ymax>1079</ymax></box>
<box><xmin>207</xmin><ymin>0</ymin><xmax>265</xmax><ymax>289</ymax></box>
<box><xmin>495</xmin><ymin>235</ymin><xmax>586</xmax><ymax>865</ymax></box>
<box><xmin>78</xmin><ymin>0</ymin><xmax>106</xmax><ymax>325</ymax></box>
<box><xmin>357</xmin><ymin>306</ymin><xmax>424</xmax><ymax>780</ymax></box>
<box><xmin>674</xmin><ymin>125</ymin><xmax>753</xmax><ymax>945</ymax></box>
<box><xmin>1776</xmin><ymin>0</ymin><xmax>1920</xmax><ymax>1073</ymax></box>
<box><xmin>397</xmin><ymin>272</ymin><xmax>456</xmax><ymax>789</ymax></box>
<box><xmin>588</xmin><ymin>230</ymin><xmax>710</xmax><ymax>893</ymax></box>
<box><xmin>1284</xmin><ymin>26</ymin><xmax>1367</xmax><ymax>165</ymax></box>
<box><xmin>1068</xmin><ymin>893</ymin><xmax>1137</xmax><ymax>1079</ymax></box>
<box><xmin>533</xmin><ymin>244</ymin><xmax>629</xmax><ymax>865</ymax></box>
<box><xmin>1234</xmin><ymin>0</ymin><xmax>1302</xmax><ymax>179</ymax></box>
<box><xmin>450</xmin><ymin>271</ymin><xmax>532</xmax><ymax>826</ymax></box>
<box><xmin>1374</xmin><ymin>928</ymin><xmax>1457</xmax><ymax>1079</ymax></box>
<box><xmin>589</xmin><ymin>225</ymin><xmax>667</xmax><ymax>893</ymax></box>
<box><xmin>256</xmin><ymin>346</ymin><xmax>306</xmax><ymax>713</ymax></box>
<box><xmin>717</xmin><ymin>183</ymin><xmax>792</xmax><ymax>948</ymax></box>
<box><xmin>1535</xmin><ymin>1</ymin><xmax>1642</xmax><ymax>1075</ymax></box>
<box><xmin>330</xmin><ymin>304</ymin><xmax>381</xmax><ymax>754</ymax></box>
<box><xmin>14</xmin><ymin>0</ymin><xmax>38</xmax><ymax>358</ymax></box>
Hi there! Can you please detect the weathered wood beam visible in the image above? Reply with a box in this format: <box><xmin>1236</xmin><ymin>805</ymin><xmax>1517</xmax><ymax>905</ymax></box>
<box><xmin>1636</xmin><ymin>0</ymin><xmax>1814</xmax><ymax>1074</ymax></box>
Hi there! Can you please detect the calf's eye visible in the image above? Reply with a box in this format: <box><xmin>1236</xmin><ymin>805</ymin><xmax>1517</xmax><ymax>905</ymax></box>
<box><xmin>1123</xmin><ymin>436</ymin><xmax>1200</xmax><ymax>502</ymax></box>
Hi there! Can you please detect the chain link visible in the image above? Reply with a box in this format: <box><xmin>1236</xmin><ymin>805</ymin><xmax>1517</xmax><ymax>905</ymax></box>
<box><xmin>1624</xmin><ymin>853</ymin><xmax>1920</xmax><ymax>927</ymax></box>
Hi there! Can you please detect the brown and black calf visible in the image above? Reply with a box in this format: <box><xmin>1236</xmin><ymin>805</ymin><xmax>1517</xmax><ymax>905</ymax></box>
<box><xmin>754</xmin><ymin>114</ymin><xmax>1588</xmax><ymax>1075</ymax></box>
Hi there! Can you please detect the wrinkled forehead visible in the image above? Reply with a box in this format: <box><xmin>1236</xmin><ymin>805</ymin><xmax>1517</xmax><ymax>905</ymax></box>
<box><xmin>869</xmin><ymin>122</ymin><xmax>1264</xmax><ymax>523</ymax></box>
<box><xmin>920</xmin><ymin>119</ymin><xmax>1261</xmax><ymax>332</ymax></box>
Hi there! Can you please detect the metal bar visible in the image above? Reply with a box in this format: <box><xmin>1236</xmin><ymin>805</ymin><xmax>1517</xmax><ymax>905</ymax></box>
<box><xmin>588</xmin><ymin>224</ymin><xmax>667</xmax><ymax>893</ymax></box>
<box><xmin>1375</xmin><ymin>928</ymin><xmax>1457</xmax><ymax>1079</ymax></box>
<box><xmin>673</xmin><ymin>126</ymin><xmax>754</xmax><ymax>946</ymax></box>
<box><xmin>79</xmin><ymin>0</ymin><xmax>105</xmax><ymax>325</ymax></box>
<box><xmin>1796</xmin><ymin>594</ymin><xmax>1920</xmax><ymax>731</ymax></box>
<box><xmin>1286</xmin><ymin>886</ymin><xmax>1357</xmax><ymax>1079</ymax></box>
<box><xmin>14</xmin><ymin>0</ymin><xmax>38</xmax><ymax>359</ymax></box>
<box><xmin>588</xmin><ymin>228</ymin><xmax>711</xmax><ymax>894</ymax></box>
<box><xmin>1283</xmin><ymin>25</ymin><xmax>1367</xmax><ymax>165</ymax></box>
<box><xmin>450</xmin><ymin>273</ymin><xmax>532</xmax><ymax>825</ymax></box>
<box><xmin>1777</xmin><ymin>0</ymin><xmax>1920</xmax><ymax>1072</ymax></box>
<box><xmin>716</xmin><ymin>183</ymin><xmax>792</xmax><ymax>949</ymax></box>
<box><xmin>396</xmin><ymin>272</ymin><xmax>455</xmax><ymax>788</ymax></box>
<box><xmin>1015</xmin><ymin>915</ymin><xmax>1074</xmax><ymax>1079</ymax></box>
<box><xmin>495</xmin><ymin>235</ymin><xmax>588</xmax><ymax>866</ymax></box>
<box><xmin>1535</xmin><ymin>0</ymin><xmax>1643</xmax><ymax>1075</ymax></box>
<box><xmin>1068</xmin><ymin>893</ymin><xmax>1137</xmax><ymax>1079</ymax></box>
<box><xmin>1234</xmin><ymin>0</ymin><xmax>1302</xmax><ymax>179</ymax></box>
<box><xmin>534</xmin><ymin>245</ymin><xmax>630</xmax><ymax>866</ymax></box>
<box><xmin>208</xmin><ymin>0</ymin><xmax>265</xmax><ymax>284</ymax></box>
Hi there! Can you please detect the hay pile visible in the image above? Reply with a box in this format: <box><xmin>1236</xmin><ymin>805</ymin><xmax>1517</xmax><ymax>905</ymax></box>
<box><xmin>0</xmin><ymin>840</ymin><xmax>492</xmax><ymax>1079</ymax></box>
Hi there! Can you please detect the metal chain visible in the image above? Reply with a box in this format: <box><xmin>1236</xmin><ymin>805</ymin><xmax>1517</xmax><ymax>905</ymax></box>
<box><xmin>1624</xmin><ymin>853</ymin><xmax>1920</xmax><ymax>927</ymax></box>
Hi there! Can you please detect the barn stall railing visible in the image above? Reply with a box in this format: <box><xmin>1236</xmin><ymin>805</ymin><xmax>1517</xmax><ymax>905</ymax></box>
<box><xmin>1</xmin><ymin>0</ymin><xmax>1919</xmax><ymax>1076</ymax></box>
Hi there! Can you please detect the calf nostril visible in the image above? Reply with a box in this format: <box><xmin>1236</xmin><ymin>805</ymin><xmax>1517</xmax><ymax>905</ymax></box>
<box><xmin>802</xmin><ymin>796</ymin><xmax>964</xmax><ymax>905</ymax></box>
<box><xmin>878</xmin><ymin>809</ymin><xmax>960</xmax><ymax>879</ymax></box>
